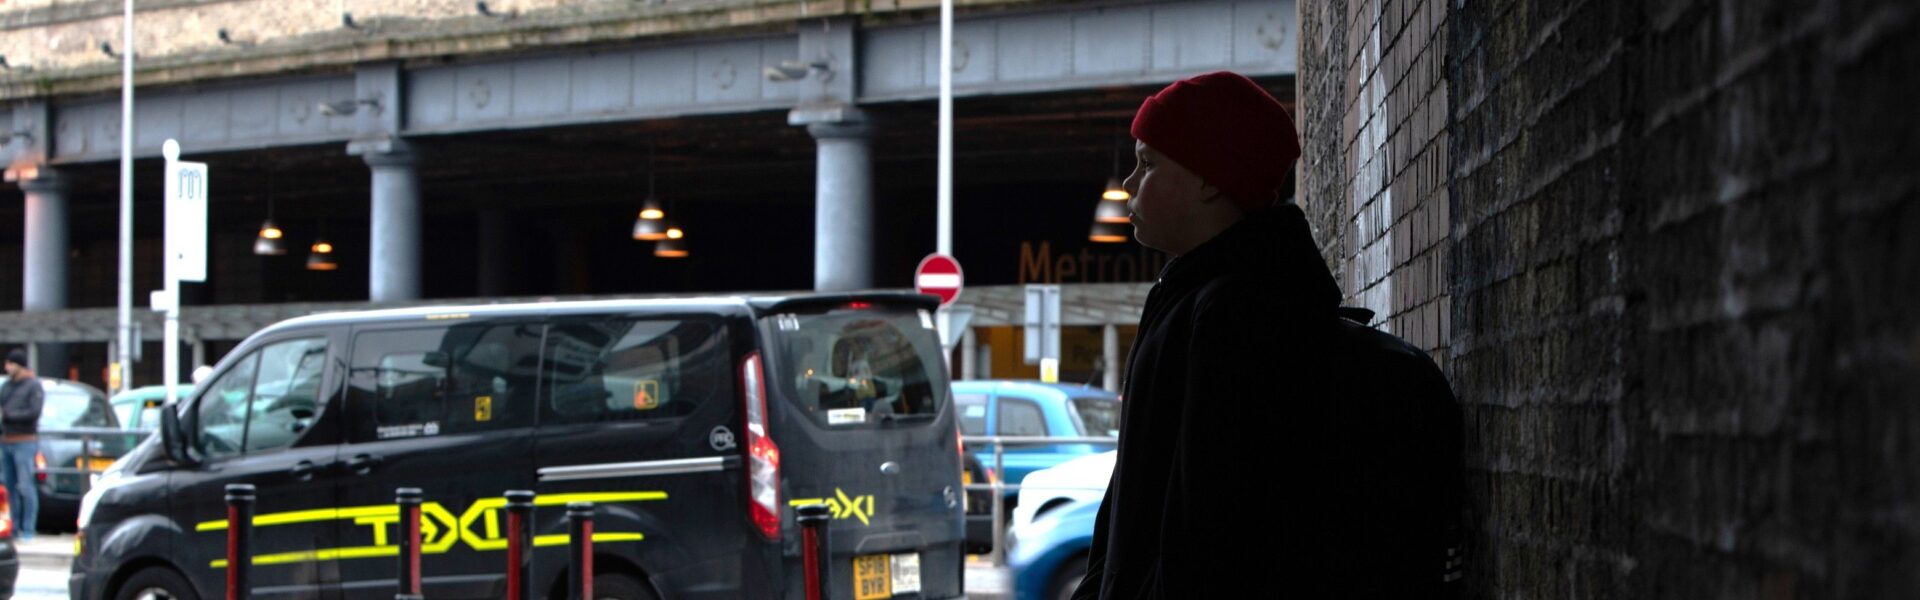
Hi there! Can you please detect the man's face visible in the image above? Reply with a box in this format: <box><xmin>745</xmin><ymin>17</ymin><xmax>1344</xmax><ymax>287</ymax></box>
<box><xmin>1122</xmin><ymin>141</ymin><xmax>1221</xmax><ymax>255</ymax></box>
<box><xmin>3</xmin><ymin>362</ymin><xmax>18</xmax><ymax>378</ymax></box>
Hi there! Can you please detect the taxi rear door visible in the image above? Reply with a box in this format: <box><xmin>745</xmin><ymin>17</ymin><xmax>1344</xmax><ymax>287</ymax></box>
<box><xmin>530</xmin><ymin>315</ymin><xmax>745</xmax><ymax>596</ymax></box>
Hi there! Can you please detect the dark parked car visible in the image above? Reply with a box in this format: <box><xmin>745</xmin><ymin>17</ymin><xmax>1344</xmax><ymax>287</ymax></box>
<box><xmin>33</xmin><ymin>379</ymin><xmax>126</xmax><ymax>533</ymax></box>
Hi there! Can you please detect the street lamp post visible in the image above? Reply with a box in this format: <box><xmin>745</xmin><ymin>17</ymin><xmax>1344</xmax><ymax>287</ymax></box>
<box><xmin>114</xmin><ymin>0</ymin><xmax>135</xmax><ymax>394</ymax></box>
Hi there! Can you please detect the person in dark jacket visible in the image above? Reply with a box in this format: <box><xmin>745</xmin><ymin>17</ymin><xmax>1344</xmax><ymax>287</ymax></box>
<box><xmin>0</xmin><ymin>347</ymin><xmax>41</xmax><ymax>538</ymax></box>
<box><xmin>1072</xmin><ymin>72</ymin><xmax>1463</xmax><ymax>598</ymax></box>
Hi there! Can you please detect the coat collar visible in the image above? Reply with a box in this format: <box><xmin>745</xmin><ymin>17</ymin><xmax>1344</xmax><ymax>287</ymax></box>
<box><xmin>1153</xmin><ymin>204</ymin><xmax>1343</xmax><ymax>311</ymax></box>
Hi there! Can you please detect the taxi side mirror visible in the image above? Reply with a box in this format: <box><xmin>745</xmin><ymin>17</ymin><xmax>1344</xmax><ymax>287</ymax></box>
<box><xmin>159</xmin><ymin>404</ymin><xmax>195</xmax><ymax>466</ymax></box>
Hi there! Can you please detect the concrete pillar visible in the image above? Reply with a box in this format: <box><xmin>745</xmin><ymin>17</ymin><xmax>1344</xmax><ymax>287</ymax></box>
<box><xmin>1102</xmin><ymin>324</ymin><xmax>1121</xmax><ymax>392</ymax></box>
<box><xmin>960</xmin><ymin>328</ymin><xmax>978</xmax><ymax>381</ymax></box>
<box><xmin>476</xmin><ymin>208</ymin><xmax>509</xmax><ymax>297</ymax></box>
<box><xmin>21</xmin><ymin>169</ymin><xmax>70</xmax><ymax>373</ymax></box>
<box><xmin>366</xmin><ymin>149</ymin><xmax>422</xmax><ymax>302</ymax></box>
<box><xmin>808</xmin><ymin>122</ymin><xmax>874</xmax><ymax>292</ymax></box>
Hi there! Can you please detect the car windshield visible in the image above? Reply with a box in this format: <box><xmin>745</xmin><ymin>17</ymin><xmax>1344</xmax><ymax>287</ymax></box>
<box><xmin>1069</xmin><ymin>397</ymin><xmax>1120</xmax><ymax>437</ymax></box>
<box><xmin>766</xmin><ymin>305</ymin><xmax>948</xmax><ymax>426</ymax></box>
<box><xmin>42</xmin><ymin>386</ymin><xmax>111</xmax><ymax>429</ymax></box>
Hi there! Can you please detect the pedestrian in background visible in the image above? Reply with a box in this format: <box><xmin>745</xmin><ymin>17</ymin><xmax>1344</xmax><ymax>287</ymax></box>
<box><xmin>0</xmin><ymin>348</ymin><xmax>42</xmax><ymax>539</ymax></box>
<box><xmin>1074</xmin><ymin>72</ymin><xmax>1463</xmax><ymax>598</ymax></box>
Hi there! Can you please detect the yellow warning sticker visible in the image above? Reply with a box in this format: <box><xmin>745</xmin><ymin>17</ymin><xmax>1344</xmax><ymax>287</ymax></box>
<box><xmin>474</xmin><ymin>396</ymin><xmax>493</xmax><ymax>422</ymax></box>
<box><xmin>633</xmin><ymin>380</ymin><xmax>661</xmax><ymax>410</ymax></box>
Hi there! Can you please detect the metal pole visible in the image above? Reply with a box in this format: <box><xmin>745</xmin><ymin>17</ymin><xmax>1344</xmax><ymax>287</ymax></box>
<box><xmin>796</xmin><ymin>503</ymin><xmax>830</xmax><ymax>600</ymax></box>
<box><xmin>504</xmin><ymin>490</ymin><xmax>534</xmax><ymax>600</ymax></box>
<box><xmin>395</xmin><ymin>488</ymin><xmax>423</xmax><ymax>600</ymax></box>
<box><xmin>161</xmin><ymin>140</ymin><xmax>180</xmax><ymax>409</ymax></box>
<box><xmin>1102</xmin><ymin>324</ymin><xmax>1120</xmax><ymax>392</ymax></box>
<box><xmin>115</xmin><ymin>0</ymin><xmax>135</xmax><ymax>395</ymax></box>
<box><xmin>567</xmin><ymin>502</ymin><xmax>595</xmax><ymax>600</ymax></box>
<box><xmin>937</xmin><ymin>0</ymin><xmax>953</xmax><ymax>257</ymax></box>
<box><xmin>991</xmin><ymin>441</ymin><xmax>1005</xmax><ymax>566</ymax></box>
<box><xmin>225</xmin><ymin>484</ymin><xmax>255</xmax><ymax>600</ymax></box>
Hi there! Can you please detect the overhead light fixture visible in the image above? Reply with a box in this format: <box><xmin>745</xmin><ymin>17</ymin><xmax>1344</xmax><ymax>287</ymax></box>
<box><xmin>307</xmin><ymin>219</ymin><xmax>338</xmax><ymax>271</ymax></box>
<box><xmin>306</xmin><ymin>238</ymin><xmax>339</xmax><ymax>271</ymax></box>
<box><xmin>253</xmin><ymin>219</ymin><xmax>287</xmax><ymax>255</ymax></box>
<box><xmin>654</xmin><ymin>224</ymin><xmax>688</xmax><ymax>258</ymax></box>
<box><xmin>1089</xmin><ymin>221</ymin><xmax>1129</xmax><ymax>244</ymax></box>
<box><xmin>1094</xmin><ymin>194</ymin><xmax>1130</xmax><ymax>224</ymax></box>
<box><xmin>1101</xmin><ymin>177</ymin><xmax>1131</xmax><ymax>202</ymax></box>
<box><xmin>1092</xmin><ymin>134</ymin><xmax>1133</xmax><ymax>226</ymax></box>
<box><xmin>254</xmin><ymin>174</ymin><xmax>287</xmax><ymax>255</ymax></box>
<box><xmin>633</xmin><ymin>144</ymin><xmax>671</xmax><ymax>240</ymax></box>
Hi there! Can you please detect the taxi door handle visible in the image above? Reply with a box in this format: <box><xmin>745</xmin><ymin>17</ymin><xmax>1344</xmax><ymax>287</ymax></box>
<box><xmin>289</xmin><ymin>460</ymin><xmax>320</xmax><ymax>482</ymax></box>
<box><xmin>346</xmin><ymin>453</ymin><xmax>383</xmax><ymax>476</ymax></box>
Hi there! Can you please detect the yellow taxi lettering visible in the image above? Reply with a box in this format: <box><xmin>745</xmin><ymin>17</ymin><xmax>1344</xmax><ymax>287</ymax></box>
<box><xmin>207</xmin><ymin>491</ymin><xmax>666</xmax><ymax>567</ymax></box>
<box><xmin>789</xmin><ymin>488</ymin><xmax>877</xmax><ymax>526</ymax></box>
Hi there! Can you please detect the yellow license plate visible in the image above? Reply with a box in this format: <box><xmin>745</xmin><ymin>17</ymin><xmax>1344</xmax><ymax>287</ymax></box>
<box><xmin>83</xmin><ymin>457</ymin><xmax>116</xmax><ymax>471</ymax></box>
<box><xmin>853</xmin><ymin>554</ymin><xmax>891</xmax><ymax>600</ymax></box>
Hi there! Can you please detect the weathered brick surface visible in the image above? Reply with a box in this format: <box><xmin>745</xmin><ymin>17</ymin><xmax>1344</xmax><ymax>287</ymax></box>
<box><xmin>1299</xmin><ymin>0</ymin><xmax>1451</xmax><ymax>367</ymax></box>
<box><xmin>1305</xmin><ymin>0</ymin><xmax>1920</xmax><ymax>596</ymax></box>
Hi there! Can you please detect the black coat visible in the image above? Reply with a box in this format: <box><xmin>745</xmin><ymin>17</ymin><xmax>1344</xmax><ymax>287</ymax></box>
<box><xmin>1074</xmin><ymin>205</ymin><xmax>1463</xmax><ymax>599</ymax></box>
<box><xmin>0</xmin><ymin>374</ymin><xmax>42</xmax><ymax>436</ymax></box>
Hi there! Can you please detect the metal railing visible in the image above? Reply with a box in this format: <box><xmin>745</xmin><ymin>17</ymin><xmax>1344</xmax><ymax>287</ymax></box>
<box><xmin>960</xmin><ymin>434</ymin><xmax>1118</xmax><ymax>566</ymax></box>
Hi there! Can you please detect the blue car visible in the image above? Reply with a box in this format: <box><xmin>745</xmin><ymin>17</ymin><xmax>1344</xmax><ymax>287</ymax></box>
<box><xmin>951</xmin><ymin>380</ymin><xmax>1120</xmax><ymax>510</ymax></box>
<box><xmin>1007</xmin><ymin>496</ymin><xmax>1101</xmax><ymax>600</ymax></box>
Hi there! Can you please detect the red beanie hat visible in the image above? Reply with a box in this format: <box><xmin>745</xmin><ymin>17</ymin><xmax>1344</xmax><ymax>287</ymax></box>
<box><xmin>1131</xmin><ymin>71</ymin><xmax>1300</xmax><ymax>210</ymax></box>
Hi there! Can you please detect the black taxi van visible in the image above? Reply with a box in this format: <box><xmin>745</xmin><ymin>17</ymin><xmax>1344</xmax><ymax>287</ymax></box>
<box><xmin>72</xmin><ymin>293</ymin><xmax>966</xmax><ymax>600</ymax></box>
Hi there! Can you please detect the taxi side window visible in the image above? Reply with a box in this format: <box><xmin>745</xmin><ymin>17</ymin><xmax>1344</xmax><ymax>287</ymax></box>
<box><xmin>349</xmin><ymin>323</ymin><xmax>541</xmax><ymax>441</ymax></box>
<box><xmin>542</xmin><ymin>318</ymin><xmax>729</xmax><ymax>425</ymax></box>
<box><xmin>998</xmin><ymin>397</ymin><xmax>1048</xmax><ymax>437</ymax></box>
<box><xmin>955</xmin><ymin>393</ymin><xmax>988</xmax><ymax>436</ymax></box>
<box><xmin>194</xmin><ymin>353</ymin><xmax>258</xmax><ymax>460</ymax></box>
<box><xmin>192</xmin><ymin>337</ymin><xmax>329</xmax><ymax>460</ymax></box>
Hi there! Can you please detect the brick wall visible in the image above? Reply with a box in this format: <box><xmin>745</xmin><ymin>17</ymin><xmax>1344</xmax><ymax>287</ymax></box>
<box><xmin>1304</xmin><ymin>0</ymin><xmax>1920</xmax><ymax>596</ymax></box>
<box><xmin>1298</xmin><ymin>0</ymin><xmax>1450</xmax><ymax>366</ymax></box>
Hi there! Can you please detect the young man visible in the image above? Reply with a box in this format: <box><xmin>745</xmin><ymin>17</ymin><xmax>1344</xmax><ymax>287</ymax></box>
<box><xmin>1073</xmin><ymin>72</ymin><xmax>1463</xmax><ymax>598</ymax></box>
<box><xmin>0</xmin><ymin>348</ymin><xmax>42</xmax><ymax>539</ymax></box>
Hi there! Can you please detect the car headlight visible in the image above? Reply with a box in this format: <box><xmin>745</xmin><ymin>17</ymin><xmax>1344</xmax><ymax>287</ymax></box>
<box><xmin>76</xmin><ymin>461</ymin><xmax>126</xmax><ymax>531</ymax></box>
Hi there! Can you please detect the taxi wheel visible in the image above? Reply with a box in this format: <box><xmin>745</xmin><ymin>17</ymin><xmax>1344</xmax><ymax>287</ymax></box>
<box><xmin>114</xmin><ymin>567</ymin><xmax>199</xmax><ymax>600</ymax></box>
<box><xmin>592</xmin><ymin>573</ymin><xmax>657</xmax><ymax>600</ymax></box>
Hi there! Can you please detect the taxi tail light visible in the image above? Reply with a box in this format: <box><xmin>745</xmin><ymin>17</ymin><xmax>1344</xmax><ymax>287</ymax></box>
<box><xmin>0</xmin><ymin>486</ymin><xmax>13</xmax><ymax>539</ymax></box>
<box><xmin>740</xmin><ymin>352</ymin><xmax>781</xmax><ymax>540</ymax></box>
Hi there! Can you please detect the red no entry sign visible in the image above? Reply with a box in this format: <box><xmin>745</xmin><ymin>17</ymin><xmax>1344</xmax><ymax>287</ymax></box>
<box><xmin>915</xmin><ymin>254</ymin><xmax>964</xmax><ymax>306</ymax></box>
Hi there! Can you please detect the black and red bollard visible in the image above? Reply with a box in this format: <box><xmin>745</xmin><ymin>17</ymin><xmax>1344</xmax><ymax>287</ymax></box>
<box><xmin>796</xmin><ymin>503</ymin><xmax>831</xmax><ymax>600</ymax></box>
<box><xmin>504</xmin><ymin>490</ymin><xmax>535</xmax><ymax>600</ymax></box>
<box><xmin>395</xmin><ymin>488</ymin><xmax>424</xmax><ymax>600</ymax></box>
<box><xmin>224</xmin><ymin>484</ymin><xmax>256</xmax><ymax>600</ymax></box>
<box><xmin>567</xmin><ymin>502</ymin><xmax>595</xmax><ymax>600</ymax></box>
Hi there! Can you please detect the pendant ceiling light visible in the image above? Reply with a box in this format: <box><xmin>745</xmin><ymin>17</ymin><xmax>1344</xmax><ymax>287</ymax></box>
<box><xmin>254</xmin><ymin>173</ymin><xmax>287</xmax><ymax>255</ymax></box>
<box><xmin>306</xmin><ymin>222</ymin><xmax>338</xmax><ymax>271</ymax></box>
<box><xmin>253</xmin><ymin>219</ymin><xmax>287</xmax><ymax>255</ymax></box>
<box><xmin>1093</xmin><ymin>135</ymin><xmax>1132</xmax><ymax>225</ymax></box>
<box><xmin>633</xmin><ymin>144</ymin><xmax>669</xmax><ymax>241</ymax></box>
<box><xmin>653</xmin><ymin>223</ymin><xmax>688</xmax><ymax>258</ymax></box>
<box><xmin>1089</xmin><ymin>221</ymin><xmax>1129</xmax><ymax>243</ymax></box>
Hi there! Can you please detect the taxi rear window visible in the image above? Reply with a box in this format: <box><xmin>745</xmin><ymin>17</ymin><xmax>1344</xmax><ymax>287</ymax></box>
<box><xmin>765</xmin><ymin>306</ymin><xmax>948</xmax><ymax>427</ymax></box>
